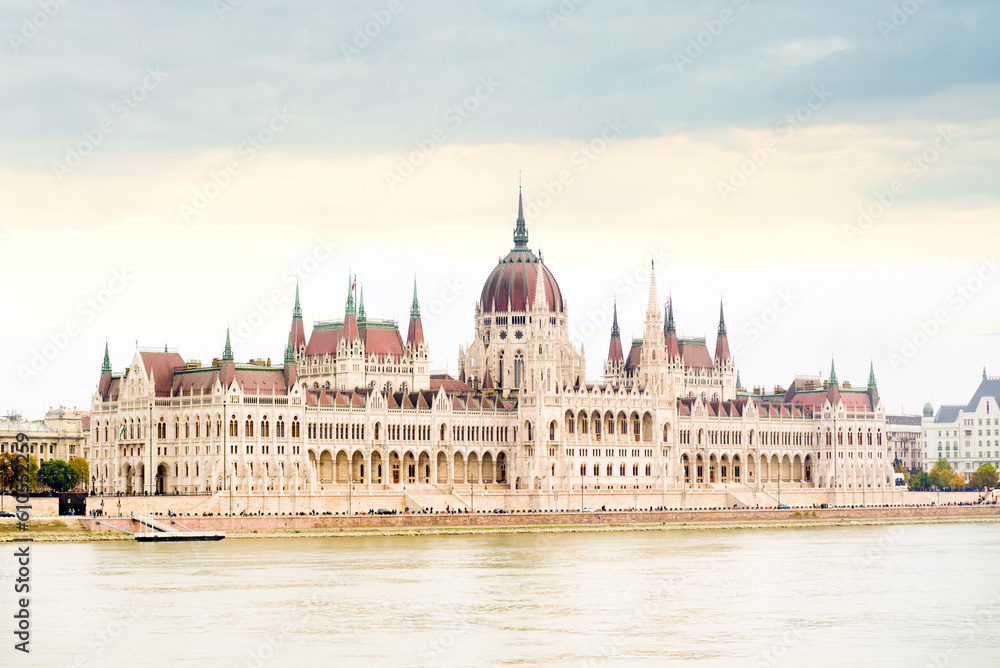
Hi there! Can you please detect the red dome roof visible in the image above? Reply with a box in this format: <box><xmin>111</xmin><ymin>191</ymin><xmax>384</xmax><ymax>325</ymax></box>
<box><xmin>480</xmin><ymin>188</ymin><xmax>565</xmax><ymax>314</ymax></box>
<box><xmin>480</xmin><ymin>249</ymin><xmax>564</xmax><ymax>313</ymax></box>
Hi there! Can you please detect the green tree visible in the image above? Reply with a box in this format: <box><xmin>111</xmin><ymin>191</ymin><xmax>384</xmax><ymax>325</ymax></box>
<box><xmin>909</xmin><ymin>470</ymin><xmax>930</xmax><ymax>490</ymax></box>
<box><xmin>69</xmin><ymin>457</ymin><xmax>90</xmax><ymax>491</ymax></box>
<box><xmin>970</xmin><ymin>463</ymin><xmax>998</xmax><ymax>490</ymax></box>
<box><xmin>37</xmin><ymin>459</ymin><xmax>79</xmax><ymax>492</ymax></box>
<box><xmin>949</xmin><ymin>471</ymin><xmax>967</xmax><ymax>490</ymax></box>
<box><xmin>928</xmin><ymin>458</ymin><xmax>954</xmax><ymax>489</ymax></box>
<box><xmin>0</xmin><ymin>452</ymin><xmax>16</xmax><ymax>495</ymax></box>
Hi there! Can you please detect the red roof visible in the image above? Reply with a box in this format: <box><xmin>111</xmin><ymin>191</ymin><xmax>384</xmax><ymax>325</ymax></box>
<box><xmin>625</xmin><ymin>342</ymin><xmax>642</xmax><ymax>371</ymax></box>
<box><xmin>81</xmin><ymin>416</ymin><xmax>91</xmax><ymax>431</ymax></box>
<box><xmin>140</xmin><ymin>352</ymin><xmax>185</xmax><ymax>397</ymax></box>
<box><xmin>714</xmin><ymin>333</ymin><xmax>730</xmax><ymax>362</ymax></box>
<box><xmin>305</xmin><ymin>327</ymin><xmax>341</xmax><ymax>356</ymax></box>
<box><xmin>608</xmin><ymin>334</ymin><xmax>623</xmax><ymax>363</ymax></box>
<box><xmin>480</xmin><ymin>250</ymin><xmax>564</xmax><ymax>313</ymax></box>
<box><xmin>430</xmin><ymin>374</ymin><xmax>472</xmax><ymax>393</ymax></box>
<box><xmin>363</xmin><ymin>327</ymin><xmax>405</xmax><ymax>358</ymax></box>
<box><xmin>290</xmin><ymin>319</ymin><xmax>306</xmax><ymax>352</ymax></box>
<box><xmin>679</xmin><ymin>341</ymin><xmax>713</xmax><ymax>369</ymax></box>
<box><xmin>407</xmin><ymin>316</ymin><xmax>424</xmax><ymax>346</ymax></box>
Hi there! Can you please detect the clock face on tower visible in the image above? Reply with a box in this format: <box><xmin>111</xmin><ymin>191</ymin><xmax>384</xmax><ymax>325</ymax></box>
<box><xmin>499</xmin><ymin>331</ymin><xmax>507</xmax><ymax>340</ymax></box>
<box><xmin>514</xmin><ymin>330</ymin><xmax>523</xmax><ymax>340</ymax></box>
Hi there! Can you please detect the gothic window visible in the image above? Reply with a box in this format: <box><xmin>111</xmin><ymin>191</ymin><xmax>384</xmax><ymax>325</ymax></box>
<box><xmin>261</xmin><ymin>416</ymin><xmax>269</xmax><ymax>438</ymax></box>
<box><xmin>514</xmin><ymin>351</ymin><xmax>524</xmax><ymax>389</ymax></box>
<box><xmin>276</xmin><ymin>417</ymin><xmax>285</xmax><ymax>438</ymax></box>
<box><xmin>245</xmin><ymin>418</ymin><xmax>253</xmax><ymax>438</ymax></box>
<box><xmin>292</xmin><ymin>417</ymin><xmax>300</xmax><ymax>438</ymax></box>
<box><xmin>230</xmin><ymin>416</ymin><xmax>238</xmax><ymax>438</ymax></box>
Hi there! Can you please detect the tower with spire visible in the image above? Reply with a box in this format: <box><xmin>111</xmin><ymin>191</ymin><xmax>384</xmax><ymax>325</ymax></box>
<box><xmin>604</xmin><ymin>301</ymin><xmax>625</xmax><ymax>386</ymax></box>
<box><xmin>289</xmin><ymin>280</ymin><xmax>307</xmax><ymax>361</ymax></box>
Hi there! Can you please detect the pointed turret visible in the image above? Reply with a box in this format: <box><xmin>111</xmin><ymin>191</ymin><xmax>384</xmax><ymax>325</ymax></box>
<box><xmin>289</xmin><ymin>279</ymin><xmax>306</xmax><ymax>353</ymax></box>
<box><xmin>343</xmin><ymin>274</ymin><xmax>360</xmax><ymax>344</ymax></box>
<box><xmin>607</xmin><ymin>301</ymin><xmax>624</xmax><ymax>364</ymax></box>
<box><xmin>406</xmin><ymin>277</ymin><xmax>424</xmax><ymax>346</ymax></box>
<box><xmin>645</xmin><ymin>260</ymin><xmax>659</xmax><ymax>316</ymax></box>
<box><xmin>532</xmin><ymin>258</ymin><xmax>549</xmax><ymax>311</ymax></box>
<box><xmin>664</xmin><ymin>296</ymin><xmax>680</xmax><ymax>359</ymax></box>
<box><xmin>283</xmin><ymin>330</ymin><xmax>297</xmax><ymax>389</ymax></box>
<box><xmin>714</xmin><ymin>300</ymin><xmax>731</xmax><ymax>362</ymax></box>
<box><xmin>826</xmin><ymin>358</ymin><xmax>840</xmax><ymax>405</ymax></box>
<box><xmin>513</xmin><ymin>186</ymin><xmax>528</xmax><ymax>249</ymax></box>
<box><xmin>736</xmin><ymin>369</ymin><xmax>744</xmax><ymax>392</ymax></box>
<box><xmin>220</xmin><ymin>328</ymin><xmax>235</xmax><ymax>389</ymax></box>
<box><xmin>358</xmin><ymin>283</ymin><xmax>367</xmax><ymax>324</ymax></box>
<box><xmin>98</xmin><ymin>341</ymin><xmax>113</xmax><ymax>398</ymax></box>
<box><xmin>867</xmin><ymin>360</ymin><xmax>880</xmax><ymax>409</ymax></box>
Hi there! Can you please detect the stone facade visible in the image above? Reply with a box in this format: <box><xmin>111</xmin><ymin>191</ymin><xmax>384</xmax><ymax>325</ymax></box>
<box><xmin>921</xmin><ymin>371</ymin><xmax>1000</xmax><ymax>475</ymax></box>
<box><xmin>1</xmin><ymin>407</ymin><xmax>88</xmax><ymax>464</ymax></box>
<box><xmin>88</xmin><ymin>191</ymin><xmax>892</xmax><ymax>500</ymax></box>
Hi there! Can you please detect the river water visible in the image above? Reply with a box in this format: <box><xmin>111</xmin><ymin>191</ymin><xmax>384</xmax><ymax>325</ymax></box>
<box><xmin>5</xmin><ymin>523</ymin><xmax>1000</xmax><ymax>667</ymax></box>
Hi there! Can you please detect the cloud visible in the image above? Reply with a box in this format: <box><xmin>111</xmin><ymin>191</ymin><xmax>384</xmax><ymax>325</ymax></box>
<box><xmin>764</xmin><ymin>35</ymin><xmax>854</xmax><ymax>67</ymax></box>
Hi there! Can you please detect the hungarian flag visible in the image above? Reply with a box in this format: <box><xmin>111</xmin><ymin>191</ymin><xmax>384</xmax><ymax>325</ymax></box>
<box><xmin>118</xmin><ymin>422</ymin><xmax>126</xmax><ymax>439</ymax></box>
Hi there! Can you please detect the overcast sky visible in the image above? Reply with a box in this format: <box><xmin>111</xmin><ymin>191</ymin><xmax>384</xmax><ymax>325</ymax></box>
<box><xmin>1</xmin><ymin>0</ymin><xmax>998</xmax><ymax>420</ymax></box>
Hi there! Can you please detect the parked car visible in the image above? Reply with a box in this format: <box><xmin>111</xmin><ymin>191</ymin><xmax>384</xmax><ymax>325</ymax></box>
<box><xmin>777</xmin><ymin>504</ymin><xmax>790</xmax><ymax>509</ymax></box>
<box><xmin>0</xmin><ymin>511</ymin><xmax>15</xmax><ymax>517</ymax></box>
<box><xmin>582</xmin><ymin>507</ymin><xmax>596</xmax><ymax>512</ymax></box>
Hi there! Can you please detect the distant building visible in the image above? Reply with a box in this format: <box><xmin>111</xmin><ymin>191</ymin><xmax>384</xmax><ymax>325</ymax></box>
<box><xmin>0</xmin><ymin>407</ymin><xmax>89</xmax><ymax>463</ymax></box>
<box><xmin>886</xmin><ymin>414</ymin><xmax>922</xmax><ymax>473</ymax></box>
<box><xmin>921</xmin><ymin>370</ymin><xmax>1000</xmax><ymax>475</ymax></box>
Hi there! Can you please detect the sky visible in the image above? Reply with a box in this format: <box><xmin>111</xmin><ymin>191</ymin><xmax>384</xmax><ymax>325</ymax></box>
<box><xmin>1</xmin><ymin>0</ymin><xmax>998</xmax><ymax>420</ymax></box>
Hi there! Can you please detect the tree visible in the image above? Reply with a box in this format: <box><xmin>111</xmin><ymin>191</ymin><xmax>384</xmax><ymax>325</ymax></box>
<box><xmin>69</xmin><ymin>458</ymin><xmax>90</xmax><ymax>491</ymax></box>
<box><xmin>0</xmin><ymin>453</ymin><xmax>16</xmax><ymax>494</ymax></box>
<box><xmin>37</xmin><ymin>459</ymin><xmax>79</xmax><ymax>493</ymax></box>
<box><xmin>909</xmin><ymin>470</ymin><xmax>930</xmax><ymax>490</ymax></box>
<box><xmin>893</xmin><ymin>464</ymin><xmax>910</xmax><ymax>484</ymax></box>
<box><xmin>970</xmin><ymin>463</ymin><xmax>998</xmax><ymax>490</ymax></box>
<box><xmin>949</xmin><ymin>471</ymin><xmax>966</xmax><ymax>490</ymax></box>
<box><xmin>928</xmin><ymin>458</ymin><xmax>954</xmax><ymax>489</ymax></box>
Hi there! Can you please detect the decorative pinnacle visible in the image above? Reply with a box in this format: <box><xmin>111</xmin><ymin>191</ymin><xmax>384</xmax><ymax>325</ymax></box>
<box><xmin>293</xmin><ymin>279</ymin><xmax>302</xmax><ymax>319</ymax></box>
<box><xmin>102</xmin><ymin>341</ymin><xmax>111</xmax><ymax>373</ymax></box>
<box><xmin>513</xmin><ymin>185</ymin><xmax>529</xmax><ymax>249</ymax></box>
<box><xmin>611</xmin><ymin>300</ymin><xmax>620</xmax><ymax>338</ymax></box>
<box><xmin>736</xmin><ymin>369</ymin><xmax>743</xmax><ymax>391</ymax></box>
<box><xmin>829</xmin><ymin>359</ymin><xmax>838</xmax><ymax>386</ymax></box>
<box><xmin>410</xmin><ymin>277</ymin><xmax>421</xmax><ymax>318</ymax></box>
<box><xmin>222</xmin><ymin>328</ymin><xmax>233</xmax><ymax>362</ymax></box>
<box><xmin>284</xmin><ymin>330</ymin><xmax>295</xmax><ymax>365</ymax></box>
<box><xmin>664</xmin><ymin>295</ymin><xmax>675</xmax><ymax>334</ymax></box>
<box><xmin>345</xmin><ymin>273</ymin><xmax>355</xmax><ymax>314</ymax></box>
<box><xmin>868</xmin><ymin>360</ymin><xmax>877</xmax><ymax>388</ymax></box>
<box><xmin>358</xmin><ymin>283</ymin><xmax>366</xmax><ymax>322</ymax></box>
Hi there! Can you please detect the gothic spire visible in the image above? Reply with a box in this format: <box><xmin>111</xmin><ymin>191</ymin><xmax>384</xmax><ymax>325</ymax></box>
<box><xmin>718</xmin><ymin>300</ymin><xmax>727</xmax><ymax>336</ymax></box>
<box><xmin>284</xmin><ymin>330</ymin><xmax>295</xmax><ymax>365</ymax></box>
<box><xmin>293</xmin><ymin>279</ymin><xmax>302</xmax><ymax>319</ymax></box>
<box><xmin>345</xmin><ymin>272</ymin><xmax>356</xmax><ymax>315</ymax></box>
<box><xmin>410</xmin><ymin>277</ymin><xmax>420</xmax><ymax>318</ymax></box>
<box><xmin>513</xmin><ymin>185</ymin><xmax>529</xmax><ymax>249</ymax></box>
<box><xmin>829</xmin><ymin>358</ymin><xmax>838</xmax><ymax>386</ymax></box>
<box><xmin>868</xmin><ymin>360</ymin><xmax>877</xmax><ymax>388</ymax></box>
<box><xmin>222</xmin><ymin>328</ymin><xmax>233</xmax><ymax>362</ymax></box>
<box><xmin>611</xmin><ymin>300</ymin><xmax>620</xmax><ymax>338</ymax></box>
<box><xmin>358</xmin><ymin>282</ymin><xmax>366</xmax><ymax>323</ymax></box>
<box><xmin>664</xmin><ymin>296</ymin><xmax>675</xmax><ymax>334</ymax></box>
<box><xmin>736</xmin><ymin>369</ymin><xmax>743</xmax><ymax>391</ymax></box>
<box><xmin>102</xmin><ymin>341</ymin><xmax>111</xmax><ymax>373</ymax></box>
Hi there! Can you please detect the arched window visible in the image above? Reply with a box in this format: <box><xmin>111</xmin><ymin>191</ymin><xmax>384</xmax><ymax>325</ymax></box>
<box><xmin>593</xmin><ymin>463</ymin><xmax>599</xmax><ymax>476</ymax></box>
<box><xmin>261</xmin><ymin>416</ymin><xmax>269</xmax><ymax>438</ymax></box>
<box><xmin>216</xmin><ymin>416</ymin><xmax>222</xmax><ymax>437</ymax></box>
<box><xmin>276</xmin><ymin>417</ymin><xmax>285</xmax><ymax>438</ymax></box>
<box><xmin>158</xmin><ymin>419</ymin><xmax>166</xmax><ymax>439</ymax></box>
<box><xmin>580</xmin><ymin>464</ymin><xmax>586</xmax><ymax>476</ymax></box>
<box><xmin>174</xmin><ymin>418</ymin><xmax>180</xmax><ymax>439</ymax></box>
<box><xmin>607</xmin><ymin>463</ymin><xmax>613</xmax><ymax>476</ymax></box>
<box><xmin>513</xmin><ymin>351</ymin><xmax>524</xmax><ymax>389</ymax></box>
<box><xmin>619</xmin><ymin>463</ymin><xmax>626</xmax><ymax>476</ymax></box>
<box><xmin>440</xmin><ymin>424</ymin><xmax>446</xmax><ymax>441</ymax></box>
<box><xmin>633</xmin><ymin>463</ymin><xmax>639</xmax><ymax>476</ymax></box>
<box><xmin>549</xmin><ymin>421</ymin><xmax>556</xmax><ymax>441</ymax></box>
<box><xmin>185</xmin><ymin>417</ymin><xmax>190</xmax><ymax>439</ymax></box>
<box><xmin>498</xmin><ymin>351</ymin><xmax>505</xmax><ymax>388</ymax></box>
<box><xmin>230</xmin><ymin>416</ymin><xmax>238</xmax><ymax>437</ymax></box>
<box><xmin>292</xmin><ymin>417</ymin><xmax>300</xmax><ymax>438</ymax></box>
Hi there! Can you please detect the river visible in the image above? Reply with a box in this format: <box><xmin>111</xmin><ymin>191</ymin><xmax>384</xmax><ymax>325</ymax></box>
<box><xmin>5</xmin><ymin>522</ymin><xmax>1000</xmax><ymax>666</ymax></box>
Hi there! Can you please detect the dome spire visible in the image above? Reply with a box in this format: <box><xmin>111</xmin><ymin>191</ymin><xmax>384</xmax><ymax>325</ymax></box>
<box><xmin>358</xmin><ymin>282</ymin><xmax>366</xmax><ymax>323</ymax></box>
<box><xmin>410</xmin><ymin>276</ymin><xmax>420</xmax><ymax>318</ymax></box>
<box><xmin>293</xmin><ymin>279</ymin><xmax>302</xmax><ymax>319</ymax></box>
<box><xmin>513</xmin><ymin>184</ymin><xmax>529</xmax><ymax>249</ymax></box>
<box><xmin>222</xmin><ymin>327</ymin><xmax>233</xmax><ymax>362</ymax></box>
<box><xmin>102</xmin><ymin>341</ymin><xmax>111</xmax><ymax>374</ymax></box>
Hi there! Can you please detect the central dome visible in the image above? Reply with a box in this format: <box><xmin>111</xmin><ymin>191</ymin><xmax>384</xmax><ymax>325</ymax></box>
<box><xmin>479</xmin><ymin>191</ymin><xmax>565</xmax><ymax>314</ymax></box>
